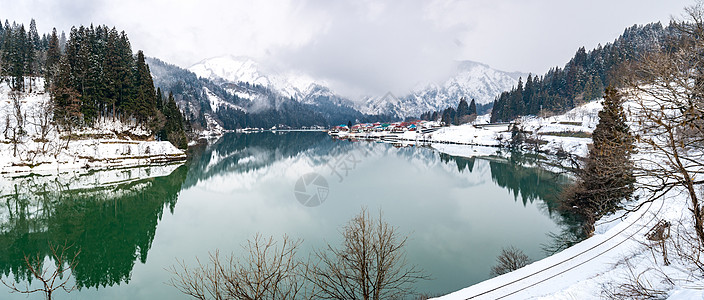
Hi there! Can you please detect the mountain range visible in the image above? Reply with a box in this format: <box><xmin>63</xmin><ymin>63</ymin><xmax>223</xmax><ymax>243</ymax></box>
<box><xmin>147</xmin><ymin>55</ymin><xmax>523</xmax><ymax>132</ymax></box>
<box><xmin>188</xmin><ymin>55</ymin><xmax>524</xmax><ymax>120</ymax></box>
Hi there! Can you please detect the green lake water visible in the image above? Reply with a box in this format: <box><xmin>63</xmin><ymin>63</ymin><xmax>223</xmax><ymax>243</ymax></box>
<box><xmin>0</xmin><ymin>131</ymin><xmax>576</xmax><ymax>299</ymax></box>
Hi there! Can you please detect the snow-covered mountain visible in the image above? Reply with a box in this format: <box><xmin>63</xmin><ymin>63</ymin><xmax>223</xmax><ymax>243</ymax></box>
<box><xmin>189</xmin><ymin>55</ymin><xmax>320</xmax><ymax>101</ymax></box>
<box><xmin>359</xmin><ymin>61</ymin><xmax>524</xmax><ymax>118</ymax></box>
<box><xmin>188</xmin><ymin>55</ymin><xmax>367</xmax><ymax>124</ymax></box>
<box><xmin>188</xmin><ymin>56</ymin><xmax>524</xmax><ymax>120</ymax></box>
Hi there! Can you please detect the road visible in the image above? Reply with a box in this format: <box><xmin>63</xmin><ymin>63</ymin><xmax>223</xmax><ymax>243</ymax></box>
<box><xmin>434</xmin><ymin>197</ymin><xmax>663</xmax><ymax>300</ymax></box>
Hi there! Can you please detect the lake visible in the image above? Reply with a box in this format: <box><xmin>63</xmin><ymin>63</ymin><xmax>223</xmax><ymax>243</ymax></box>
<box><xmin>0</xmin><ymin>131</ymin><xmax>577</xmax><ymax>299</ymax></box>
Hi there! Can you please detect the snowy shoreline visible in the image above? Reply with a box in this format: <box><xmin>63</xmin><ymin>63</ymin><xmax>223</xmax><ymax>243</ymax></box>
<box><xmin>393</xmin><ymin>99</ymin><xmax>701</xmax><ymax>299</ymax></box>
<box><xmin>0</xmin><ymin>80</ymin><xmax>187</xmax><ymax>178</ymax></box>
<box><xmin>0</xmin><ymin>138</ymin><xmax>187</xmax><ymax>177</ymax></box>
<box><xmin>329</xmin><ymin>99</ymin><xmax>701</xmax><ymax>299</ymax></box>
<box><xmin>331</xmin><ymin>100</ymin><xmax>602</xmax><ymax>161</ymax></box>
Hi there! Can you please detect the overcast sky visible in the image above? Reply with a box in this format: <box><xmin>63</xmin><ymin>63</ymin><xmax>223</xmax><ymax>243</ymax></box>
<box><xmin>0</xmin><ymin>0</ymin><xmax>694</xmax><ymax>96</ymax></box>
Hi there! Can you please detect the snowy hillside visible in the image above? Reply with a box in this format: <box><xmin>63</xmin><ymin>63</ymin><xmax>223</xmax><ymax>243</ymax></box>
<box><xmin>360</xmin><ymin>61</ymin><xmax>523</xmax><ymax>119</ymax></box>
<box><xmin>0</xmin><ymin>79</ymin><xmax>186</xmax><ymax>176</ymax></box>
<box><xmin>189</xmin><ymin>55</ymin><xmax>319</xmax><ymax>101</ymax></box>
<box><xmin>187</xmin><ymin>55</ymin><xmax>370</xmax><ymax>125</ymax></box>
<box><xmin>189</xmin><ymin>56</ymin><xmax>524</xmax><ymax>120</ymax></box>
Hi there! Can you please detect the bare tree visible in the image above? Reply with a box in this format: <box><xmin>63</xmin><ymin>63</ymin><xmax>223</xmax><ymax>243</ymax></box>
<box><xmin>1</xmin><ymin>242</ymin><xmax>80</xmax><ymax>300</ymax></box>
<box><xmin>167</xmin><ymin>234</ymin><xmax>309</xmax><ymax>300</ymax></box>
<box><xmin>307</xmin><ymin>208</ymin><xmax>429</xmax><ymax>300</ymax></box>
<box><xmin>490</xmin><ymin>246</ymin><xmax>532</xmax><ymax>277</ymax></box>
<box><xmin>627</xmin><ymin>1</ymin><xmax>704</xmax><ymax>246</ymax></box>
<box><xmin>600</xmin><ymin>257</ymin><xmax>671</xmax><ymax>299</ymax></box>
<box><xmin>7</xmin><ymin>91</ymin><xmax>27</xmax><ymax>157</ymax></box>
<box><xmin>28</xmin><ymin>98</ymin><xmax>55</xmax><ymax>155</ymax></box>
<box><xmin>168</xmin><ymin>209</ymin><xmax>428</xmax><ymax>300</ymax></box>
<box><xmin>52</xmin><ymin>87</ymin><xmax>82</xmax><ymax>155</ymax></box>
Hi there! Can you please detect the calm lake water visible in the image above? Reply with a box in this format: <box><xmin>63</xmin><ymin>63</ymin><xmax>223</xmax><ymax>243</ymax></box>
<box><xmin>0</xmin><ymin>131</ymin><xmax>576</xmax><ymax>299</ymax></box>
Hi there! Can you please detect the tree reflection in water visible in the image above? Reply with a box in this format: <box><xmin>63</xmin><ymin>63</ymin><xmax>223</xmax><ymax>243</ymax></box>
<box><xmin>0</xmin><ymin>165</ymin><xmax>187</xmax><ymax>289</ymax></box>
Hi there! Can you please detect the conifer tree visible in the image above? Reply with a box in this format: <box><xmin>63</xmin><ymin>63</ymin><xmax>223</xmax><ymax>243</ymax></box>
<box><xmin>27</xmin><ymin>19</ymin><xmax>40</xmax><ymax>89</ymax></box>
<box><xmin>158</xmin><ymin>92</ymin><xmax>187</xmax><ymax>149</ymax></box>
<box><xmin>133</xmin><ymin>50</ymin><xmax>157</xmax><ymax>126</ymax></box>
<box><xmin>45</xmin><ymin>28</ymin><xmax>60</xmax><ymax>89</ymax></box>
<box><xmin>469</xmin><ymin>99</ymin><xmax>477</xmax><ymax>115</ymax></box>
<box><xmin>441</xmin><ymin>107</ymin><xmax>455</xmax><ymax>126</ymax></box>
<box><xmin>564</xmin><ymin>87</ymin><xmax>635</xmax><ymax>234</ymax></box>
<box><xmin>455</xmin><ymin>97</ymin><xmax>469</xmax><ymax>125</ymax></box>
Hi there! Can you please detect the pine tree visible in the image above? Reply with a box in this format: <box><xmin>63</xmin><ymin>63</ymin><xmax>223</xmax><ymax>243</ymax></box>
<box><xmin>510</xmin><ymin>78</ymin><xmax>524</xmax><ymax>119</ymax></box>
<box><xmin>431</xmin><ymin>111</ymin><xmax>439</xmax><ymax>121</ymax></box>
<box><xmin>564</xmin><ymin>87</ymin><xmax>635</xmax><ymax>234</ymax></box>
<box><xmin>133</xmin><ymin>50</ymin><xmax>157</xmax><ymax>126</ymax></box>
<box><xmin>441</xmin><ymin>107</ymin><xmax>455</xmax><ymax>126</ymax></box>
<box><xmin>45</xmin><ymin>28</ymin><xmax>60</xmax><ymax>89</ymax></box>
<box><xmin>524</xmin><ymin>74</ymin><xmax>538</xmax><ymax>114</ymax></box>
<box><xmin>468</xmin><ymin>99</ymin><xmax>477</xmax><ymax>115</ymax></box>
<box><xmin>455</xmin><ymin>97</ymin><xmax>469</xmax><ymax>124</ymax></box>
<box><xmin>158</xmin><ymin>92</ymin><xmax>187</xmax><ymax>149</ymax></box>
<box><xmin>27</xmin><ymin>19</ymin><xmax>40</xmax><ymax>89</ymax></box>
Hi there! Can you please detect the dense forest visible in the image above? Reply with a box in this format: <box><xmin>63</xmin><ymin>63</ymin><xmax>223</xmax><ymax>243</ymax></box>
<box><xmin>0</xmin><ymin>20</ymin><xmax>187</xmax><ymax>148</ymax></box>
<box><xmin>490</xmin><ymin>22</ymin><xmax>672</xmax><ymax>122</ymax></box>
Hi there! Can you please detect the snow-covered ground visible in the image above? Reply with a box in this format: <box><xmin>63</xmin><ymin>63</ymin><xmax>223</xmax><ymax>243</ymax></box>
<box><xmin>420</xmin><ymin>98</ymin><xmax>704</xmax><ymax>299</ymax></box>
<box><xmin>0</xmin><ymin>79</ymin><xmax>186</xmax><ymax>177</ymax></box>
<box><xmin>336</xmin><ymin>100</ymin><xmax>602</xmax><ymax>161</ymax></box>
<box><xmin>331</xmin><ymin>97</ymin><xmax>703</xmax><ymax>299</ymax></box>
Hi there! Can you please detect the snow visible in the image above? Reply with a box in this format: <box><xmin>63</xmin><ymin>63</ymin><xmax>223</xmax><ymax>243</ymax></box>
<box><xmin>425</xmin><ymin>97</ymin><xmax>704</xmax><ymax>299</ymax></box>
<box><xmin>189</xmin><ymin>55</ymin><xmax>321</xmax><ymax>101</ymax></box>
<box><xmin>332</xmin><ymin>96</ymin><xmax>701</xmax><ymax>299</ymax></box>
<box><xmin>189</xmin><ymin>56</ymin><xmax>523</xmax><ymax>120</ymax></box>
<box><xmin>337</xmin><ymin>100</ymin><xmax>602</xmax><ymax>161</ymax></box>
<box><xmin>359</xmin><ymin>61</ymin><xmax>523</xmax><ymax>118</ymax></box>
<box><xmin>190</xmin><ymin>55</ymin><xmax>271</xmax><ymax>88</ymax></box>
<box><xmin>0</xmin><ymin>79</ymin><xmax>186</xmax><ymax>177</ymax></box>
<box><xmin>0</xmin><ymin>162</ymin><xmax>182</xmax><ymax>234</ymax></box>
<box><xmin>203</xmin><ymin>87</ymin><xmax>245</xmax><ymax>112</ymax></box>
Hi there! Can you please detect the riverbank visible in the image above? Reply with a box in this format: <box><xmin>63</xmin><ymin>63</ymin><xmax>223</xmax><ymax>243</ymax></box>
<box><xmin>0</xmin><ymin>80</ymin><xmax>186</xmax><ymax>177</ymax></box>
<box><xmin>332</xmin><ymin>100</ymin><xmax>602</xmax><ymax>163</ymax></box>
<box><xmin>427</xmin><ymin>98</ymin><xmax>704</xmax><ymax>299</ymax></box>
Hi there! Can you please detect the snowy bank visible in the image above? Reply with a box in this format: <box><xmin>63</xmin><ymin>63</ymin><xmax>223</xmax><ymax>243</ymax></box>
<box><xmin>429</xmin><ymin>97</ymin><xmax>704</xmax><ymax>299</ymax></box>
<box><xmin>333</xmin><ymin>100</ymin><xmax>602</xmax><ymax>160</ymax></box>
<box><xmin>0</xmin><ymin>79</ymin><xmax>186</xmax><ymax>177</ymax></box>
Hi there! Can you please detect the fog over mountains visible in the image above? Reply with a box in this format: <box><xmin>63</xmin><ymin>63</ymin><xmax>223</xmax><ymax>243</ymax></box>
<box><xmin>188</xmin><ymin>55</ymin><xmax>524</xmax><ymax>119</ymax></box>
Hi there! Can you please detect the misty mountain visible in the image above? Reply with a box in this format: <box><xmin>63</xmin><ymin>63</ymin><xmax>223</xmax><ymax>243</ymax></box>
<box><xmin>188</xmin><ymin>55</ymin><xmax>389</xmax><ymax>125</ymax></box>
<box><xmin>359</xmin><ymin>61</ymin><xmax>524</xmax><ymax>119</ymax></box>
<box><xmin>147</xmin><ymin>57</ymin><xmax>331</xmax><ymax>131</ymax></box>
<box><xmin>190</xmin><ymin>55</ymin><xmax>523</xmax><ymax>120</ymax></box>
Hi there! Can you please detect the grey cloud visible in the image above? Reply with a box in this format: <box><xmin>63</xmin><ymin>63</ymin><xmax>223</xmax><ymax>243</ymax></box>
<box><xmin>0</xmin><ymin>0</ymin><xmax>695</xmax><ymax>99</ymax></box>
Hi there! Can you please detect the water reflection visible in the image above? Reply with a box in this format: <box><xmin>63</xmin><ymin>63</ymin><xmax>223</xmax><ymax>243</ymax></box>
<box><xmin>0</xmin><ymin>132</ymin><xmax>579</xmax><ymax>298</ymax></box>
<box><xmin>0</xmin><ymin>165</ymin><xmax>187</xmax><ymax>290</ymax></box>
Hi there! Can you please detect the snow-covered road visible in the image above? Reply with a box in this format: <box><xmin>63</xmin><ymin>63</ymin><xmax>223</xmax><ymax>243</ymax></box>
<box><xmin>435</xmin><ymin>196</ymin><xmax>664</xmax><ymax>299</ymax></box>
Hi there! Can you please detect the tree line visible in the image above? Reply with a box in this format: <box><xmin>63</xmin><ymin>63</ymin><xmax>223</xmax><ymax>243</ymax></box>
<box><xmin>418</xmin><ymin>97</ymin><xmax>478</xmax><ymax>125</ymax></box>
<box><xmin>491</xmin><ymin>22</ymin><xmax>672</xmax><ymax>122</ymax></box>
<box><xmin>0</xmin><ymin>19</ymin><xmax>187</xmax><ymax>148</ymax></box>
